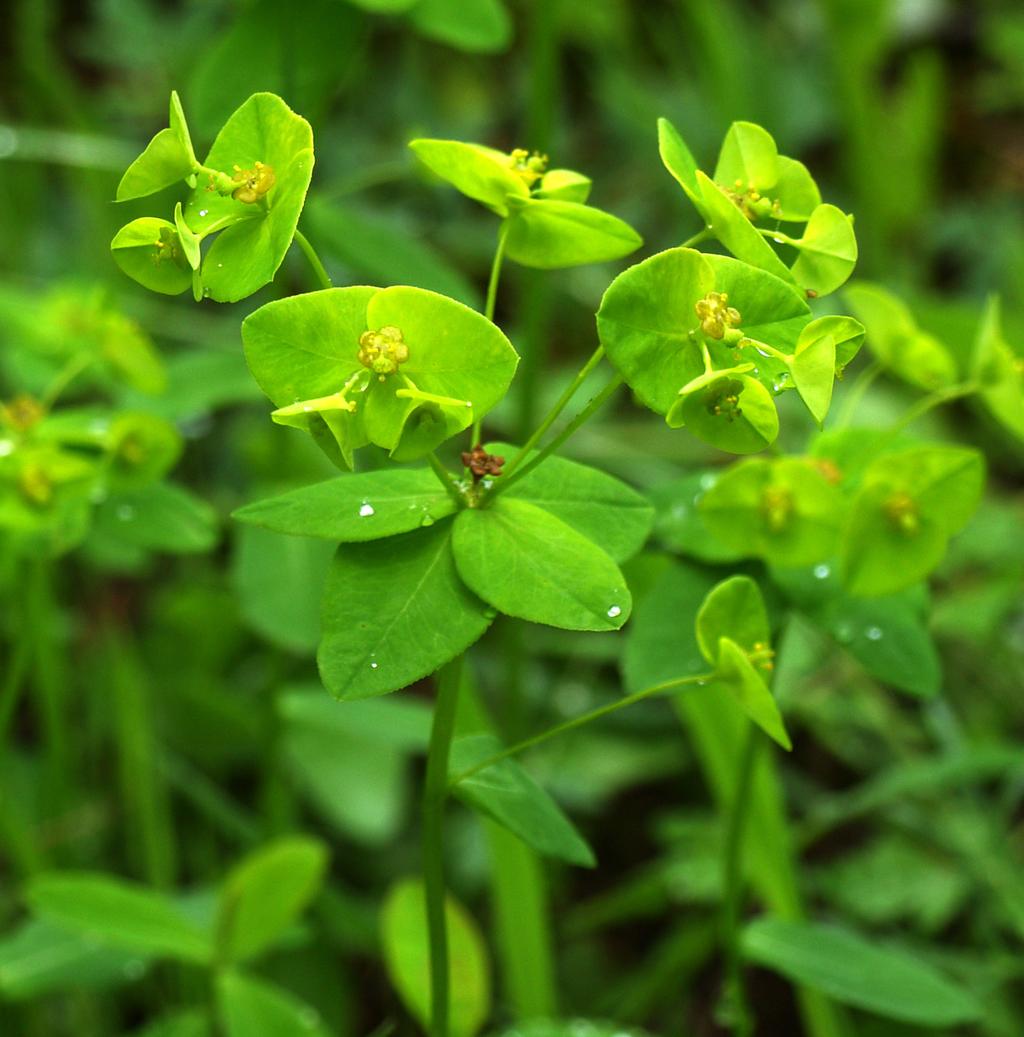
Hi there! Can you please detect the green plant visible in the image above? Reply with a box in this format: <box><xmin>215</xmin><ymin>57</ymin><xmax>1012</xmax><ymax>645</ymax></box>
<box><xmin>30</xmin><ymin>87</ymin><xmax>1015</xmax><ymax>1037</ymax></box>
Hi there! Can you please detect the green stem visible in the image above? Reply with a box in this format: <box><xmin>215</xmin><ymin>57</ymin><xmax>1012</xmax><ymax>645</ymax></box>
<box><xmin>835</xmin><ymin>359</ymin><xmax>882</xmax><ymax>428</ymax></box>
<box><xmin>490</xmin><ymin>372</ymin><xmax>623</xmax><ymax>498</ymax></box>
<box><xmin>41</xmin><ymin>352</ymin><xmax>93</xmax><ymax>409</ymax></box>
<box><xmin>892</xmin><ymin>381</ymin><xmax>979</xmax><ymax>432</ymax></box>
<box><xmin>450</xmin><ymin>671</ymin><xmax>713</xmax><ymax>787</ymax></box>
<box><xmin>0</xmin><ymin>634</ymin><xmax>30</xmax><ymax>749</ymax></box>
<box><xmin>293</xmin><ymin>228</ymin><xmax>333</xmax><ymax>291</ymax></box>
<box><xmin>503</xmin><ymin>346</ymin><xmax>606</xmax><ymax>478</ymax></box>
<box><xmin>423</xmin><ymin>657</ymin><xmax>464</xmax><ymax>1037</ymax></box>
<box><xmin>720</xmin><ymin>726</ymin><xmax>760</xmax><ymax>1037</ymax></box>
<box><xmin>681</xmin><ymin>227</ymin><xmax>712</xmax><ymax>248</ymax></box>
<box><xmin>427</xmin><ymin>452</ymin><xmax>467</xmax><ymax>507</ymax></box>
<box><xmin>470</xmin><ymin>220</ymin><xmax>512</xmax><ymax>445</ymax></box>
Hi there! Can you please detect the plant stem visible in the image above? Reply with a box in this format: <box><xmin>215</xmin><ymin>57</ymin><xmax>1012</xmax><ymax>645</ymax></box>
<box><xmin>503</xmin><ymin>345</ymin><xmax>606</xmax><ymax>479</ymax></box>
<box><xmin>835</xmin><ymin>359</ymin><xmax>882</xmax><ymax>428</ymax></box>
<box><xmin>293</xmin><ymin>228</ymin><xmax>333</xmax><ymax>291</ymax></box>
<box><xmin>490</xmin><ymin>372</ymin><xmax>623</xmax><ymax>498</ymax></box>
<box><xmin>450</xmin><ymin>671</ymin><xmax>713</xmax><ymax>786</ymax></box>
<box><xmin>422</xmin><ymin>656</ymin><xmax>464</xmax><ymax>1037</ymax></box>
<box><xmin>681</xmin><ymin>227</ymin><xmax>712</xmax><ymax>248</ymax></box>
<box><xmin>471</xmin><ymin>221</ymin><xmax>512</xmax><ymax>446</ymax></box>
<box><xmin>427</xmin><ymin>452</ymin><xmax>467</xmax><ymax>506</ymax></box>
<box><xmin>720</xmin><ymin>726</ymin><xmax>760</xmax><ymax>1037</ymax></box>
<box><xmin>41</xmin><ymin>352</ymin><xmax>93</xmax><ymax>408</ymax></box>
<box><xmin>892</xmin><ymin>381</ymin><xmax>979</xmax><ymax>432</ymax></box>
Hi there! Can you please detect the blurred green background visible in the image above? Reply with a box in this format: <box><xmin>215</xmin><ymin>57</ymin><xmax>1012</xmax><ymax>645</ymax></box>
<box><xmin>1</xmin><ymin>1</ymin><xmax>1023</xmax><ymax>1035</ymax></box>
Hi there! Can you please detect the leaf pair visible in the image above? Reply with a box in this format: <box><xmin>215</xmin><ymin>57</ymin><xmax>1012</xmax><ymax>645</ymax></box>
<box><xmin>658</xmin><ymin>118</ymin><xmax>858</xmax><ymax>296</ymax></box>
<box><xmin>242</xmin><ymin>285</ymin><xmax>517</xmax><ymax>467</ymax></box>
<box><xmin>409</xmin><ymin>138</ymin><xmax>642</xmax><ymax>268</ymax></box>
<box><xmin>112</xmin><ymin>92</ymin><xmax>314</xmax><ymax>303</ymax></box>
<box><xmin>234</xmin><ymin>447</ymin><xmax>652</xmax><ymax>700</ymax></box>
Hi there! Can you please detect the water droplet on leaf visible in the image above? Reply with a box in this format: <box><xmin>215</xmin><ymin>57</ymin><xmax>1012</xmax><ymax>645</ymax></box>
<box><xmin>358</xmin><ymin>502</ymin><xmax>375</xmax><ymax>517</ymax></box>
<box><xmin>813</xmin><ymin>563</ymin><xmax>831</xmax><ymax>579</ymax></box>
<box><xmin>607</xmin><ymin>605</ymin><xmax>622</xmax><ymax>619</ymax></box>
<box><xmin>865</xmin><ymin>625</ymin><xmax>883</xmax><ymax>641</ymax></box>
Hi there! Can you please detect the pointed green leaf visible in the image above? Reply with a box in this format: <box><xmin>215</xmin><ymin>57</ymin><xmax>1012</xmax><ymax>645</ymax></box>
<box><xmin>450</xmin><ymin>734</ymin><xmax>595</xmax><ymax>867</ymax></box>
<box><xmin>409</xmin><ymin>0</ymin><xmax>512</xmax><ymax>54</ymax></box>
<box><xmin>742</xmin><ymin>918</ymin><xmax>983</xmax><ymax>1026</ymax></box>
<box><xmin>453</xmin><ymin>498</ymin><xmax>630</xmax><ymax>631</ymax></box>
<box><xmin>319</xmin><ymin>521</ymin><xmax>493</xmax><ymax>699</ymax></box>
<box><xmin>715</xmin><ymin>637</ymin><xmax>791</xmax><ymax>750</ymax></box>
<box><xmin>714</xmin><ymin>121</ymin><xmax>779</xmax><ymax>194</ymax></box>
<box><xmin>168</xmin><ymin>90</ymin><xmax>196</xmax><ymax>168</ymax></box>
<box><xmin>233</xmin><ymin>468</ymin><xmax>457</xmax><ymax>541</ymax></box>
<box><xmin>504</xmin><ymin>198</ymin><xmax>642</xmax><ymax>269</ymax></box>
<box><xmin>216</xmin><ymin>837</ymin><xmax>328</xmax><ymax>964</ymax></box>
<box><xmin>488</xmin><ymin>442</ymin><xmax>653</xmax><ymax>562</ymax></box>
<box><xmin>116</xmin><ymin>128</ymin><xmax>194</xmax><ymax>202</ymax></box>
<box><xmin>799</xmin><ymin>314</ymin><xmax>864</xmax><ymax>374</ymax></box>
<box><xmin>93</xmin><ymin>482</ymin><xmax>218</xmax><ymax>554</ymax></box>
<box><xmin>695</xmin><ymin>575</ymin><xmax>771</xmax><ymax>666</ymax></box>
<box><xmin>173</xmin><ymin>202</ymin><xmax>201</xmax><ymax>270</ymax></box>
<box><xmin>972</xmin><ymin>295</ymin><xmax>1024</xmax><ymax>441</ymax></box>
<box><xmin>789</xmin><ymin>204</ymin><xmax>858</xmax><ymax>297</ymax></box>
<box><xmin>536</xmin><ymin>168</ymin><xmax>591</xmax><ymax>203</ymax></box>
<box><xmin>791</xmin><ymin>332</ymin><xmax>835</xmax><ymax>425</ymax></box>
<box><xmin>381</xmin><ymin>879</ymin><xmax>491</xmax><ymax>1037</ymax></box>
<box><xmin>409</xmin><ymin>139</ymin><xmax>527</xmax><ymax>215</ymax></box>
<box><xmin>657</xmin><ymin>116</ymin><xmax>702</xmax><ymax>205</ymax></box>
<box><xmin>25</xmin><ymin>873</ymin><xmax>212</xmax><ymax>964</ymax></box>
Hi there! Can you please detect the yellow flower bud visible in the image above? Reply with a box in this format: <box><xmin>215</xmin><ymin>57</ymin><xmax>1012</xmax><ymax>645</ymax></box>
<box><xmin>231</xmin><ymin>161</ymin><xmax>276</xmax><ymax>204</ymax></box>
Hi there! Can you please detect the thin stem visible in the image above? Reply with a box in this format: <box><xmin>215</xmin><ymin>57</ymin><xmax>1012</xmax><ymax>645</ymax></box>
<box><xmin>41</xmin><ymin>352</ymin><xmax>93</xmax><ymax>409</ymax></box>
<box><xmin>427</xmin><ymin>453</ymin><xmax>467</xmax><ymax>507</ymax></box>
<box><xmin>681</xmin><ymin>227</ymin><xmax>712</xmax><ymax>249</ymax></box>
<box><xmin>720</xmin><ymin>726</ymin><xmax>760</xmax><ymax>1037</ymax></box>
<box><xmin>293</xmin><ymin>228</ymin><xmax>333</xmax><ymax>291</ymax></box>
<box><xmin>450</xmin><ymin>671</ymin><xmax>713</xmax><ymax>787</ymax></box>
<box><xmin>503</xmin><ymin>345</ymin><xmax>606</xmax><ymax>478</ymax></box>
<box><xmin>835</xmin><ymin>359</ymin><xmax>882</xmax><ymax>428</ymax></box>
<box><xmin>470</xmin><ymin>220</ymin><xmax>512</xmax><ymax>445</ymax></box>
<box><xmin>422</xmin><ymin>657</ymin><xmax>464</xmax><ymax>1037</ymax></box>
<box><xmin>892</xmin><ymin>381</ymin><xmax>979</xmax><ymax>432</ymax></box>
<box><xmin>491</xmin><ymin>372</ymin><xmax>623</xmax><ymax>498</ymax></box>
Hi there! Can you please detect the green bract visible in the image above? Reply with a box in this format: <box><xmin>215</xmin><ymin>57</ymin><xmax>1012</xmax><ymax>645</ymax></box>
<box><xmin>972</xmin><ymin>295</ymin><xmax>1024</xmax><ymax>441</ymax></box>
<box><xmin>241</xmin><ymin>285</ymin><xmax>518</xmax><ymax>465</ymax></box>
<box><xmin>112</xmin><ymin>92</ymin><xmax>314</xmax><ymax>303</ymax></box>
<box><xmin>657</xmin><ymin>118</ymin><xmax>857</xmax><ymax>296</ymax></box>
<box><xmin>597</xmin><ymin>247</ymin><xmax>811</xmax><ymax>453</ymax></box>
<box><xmin>695</xmin><ymin>576</ymin><xmax>791</xmax><ymax>749</ymax></box>
<box><xmin>843</xmin><ymin>282</ymin><xmax>957</xmax><ymax>390</ymax></box>
<box><xmin>840</xmin><ymin>445</ymin><xmax>984</xmax><ymax>596</ymax></box>
<box><xmin>409</xmin><ymin>138</ymin><xmax>641</xmax><ymax>269</ymax></box>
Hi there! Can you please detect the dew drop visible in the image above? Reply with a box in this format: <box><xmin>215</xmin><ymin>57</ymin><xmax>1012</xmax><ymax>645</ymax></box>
<box><xmin>607</xmin><ymin>605</ymin><xmax>622</xmax><ymax>619</ymax></box>
<box><xmin>420</xmin><ymin>512</ymin><xmax>435</xmax><ymax>527</ymax></box>
<box><xmin>773</xmin><ymin>236</ymin><xmax>784</xmax><ymax>244</ymax></box>
<box><xmin>834</xmin><ymin>621</ymin><xmax>854</xmax><ymax>644</ymax></box>
<box><xmin>358</xmin><ymin>502</ymin><xmax>375</xmax><ymax>517</ymax></box>
<box><xmin>0</xmin><ymin>439</ymin><xmax>13</xmax><ymax>457</ymax></box>
<box><xmin>813</xmin><ymin>563</ymin><xmax>831</xmax><ymax>580</ymax></box>
<box><xmin>116</xmin><ymin>504</ymin><xmax>135</xmax><ymax>521</ymax></box>
<box><xmin>865</xmin><ymin>625</ymin><xmax>883</xmax><ymax>641</ymax></box>
<box><xmin>370</xmin><ymin>661</ymin><xmax>379</xmax><ymax>670</ymax></box>
<box><xmin>199</xmin><ymin>208</ymin><xmax>209</xmax><ymax>217</ymax></box>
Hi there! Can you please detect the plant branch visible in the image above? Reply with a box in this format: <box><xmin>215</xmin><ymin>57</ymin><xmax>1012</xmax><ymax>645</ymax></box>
<box><xmin>471</xmin><ymin>220</ymin><xmax>512</xmax><ymax>446</ymax></box>
<box><xmin>293</xmin><ymin>228</ymin><xmax>332</xmax><ymax>291</ymax></box>
<box><xmin>681</xmin><ymin>227</ymin><xmax>712</xmax><ymax>248</ymax></box>
<box><xmin>892</xmin><ymin>381</ymin><xmax>979</xmax><ymax>432</ymax></box>
<box><xmin>422</xmin><ymin>657</ymin><xmax>464</xmax><ymax>1037</ymax></box>
<box><xmin>449</xmin><ymin>671</ymin><xmax>713</xmax><ymax>787</ymax></box>
<box><xmin>427</xmin><ymin>452</ymin><xmax>467</xmax><ymax>507</ymax></box>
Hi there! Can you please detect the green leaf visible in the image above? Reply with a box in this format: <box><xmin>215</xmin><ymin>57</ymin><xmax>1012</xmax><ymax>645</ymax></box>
<box><xmin>695</xmin><ymin>575</ymin><xmax>770</xmax><ymax>667</ymax></box>
<box><xmin>714</xmin><ymin>121</ymin><xmax>779</xmax><ymax>194</ymax></box>
<box><xmin>699</xmin><ymin>457</ymin><xmax>843</xmax><ymax>567</ymax></box>
<box><xmin>135</xmin><ymin>1009</ymin><xmax>211</xmax><ymax>1037</ymax></box>
<box><xmin>233</xmin><ymin>468</ymin><xmax>456</xmax><ymax>541</ymax></box>
<box><xmin>972</xmin><ymin>295</ymin><xmax>1024</xmax><ymax>441</ymax></box>
<box><xmin>488</xmin><ymin>442</ymin><xmax>653</xmax><ymax>562</ymax></box>
<box><xmin>648</xmin><ymin>472</ymin><xmax>746</xmax><ymax>564</ymax></box>
<box><xmin>0</xmin><ymin>918</ymin><xmax>150</xmax><ymax>1000</ymax></box>
<box><xmin>116</xmin><ymin>128</ymin><xmax>194</xmax><ymax>202</ymax></box>
<box><xmin>102</xmin><ymin>413</ymin><xmax>183</xmax><ymax>491</ymax></box>
<box><xmin>715</xmin><ymin>636</ymin><xmax>791</xmax><ymax>750</ymax></box>
<box><xmin>216</xmin><ymin>837</ymin><xmax>329</xmax><ymax>964</ymax></box>
<box><xmin>169</xmin><ymin>90</ymin><xmax>196</xmax><ymax>168</ymax></box>
<box><xmin>319</xmin><ymin>521</ymin><xmax>493</xmax><ymax>699</ymax></box>
<box><xmin>695</xmin><ymin>171</ymin><xmax>794</xmax><ymax>282</ymax></box>
<box><xmin>452</xmin><ymin>498</ymin><xmax>630</xmax><ymax>631</ymax></box>
<box><xmin>788</xmin><ymin>204</ymin><xmax>858</xmax><ymax>297</ymax></box>
<box><xmin>409</xmin><ymin>139</ymin><xmax>527</xmax><ymax>216</ymax></box>
<box><xmin>504</xmin><ymin>198</ymin><xmax>642</xmax><ymax>269</ymax></box>
<box><xmin>742</xmin><ymin>917</ymin><xmax>983</xmax><ymax>1026</ymax></box>
<box><xmin>409</xmin><ymin>0</ymin><xmax>512</xmax><ymax>54</ymax></box>
<box><xmin>798</xmin><ymin>313</ymin><xmax>865</xmax><ymax>374</ymax></box>
<box><xmin>450</xmin><ymin>734</ymin><xmax>595</xmax><ymax>867</ymax></box>
<box><xmin>93</xmin><ymin>483</ymin><xmax>219</xmax><ymax>554</ymax></box>
<box><xmin>25</xmin><ymin>873</ymin><xmax>212</xmax><ymax>964</ymax></box>
<box><xmin>791</xmin><ymin>332</ymin><xmax>835</xmax><ymax>425</ymax></box>
<box><xmin>380</xmin><ymin>879</ymin><xmax>490</xmax><ymax>1037</ymax></box>
<box><xmin>840</xmin><ymin>445</ymin><xmax>985</xmax><ymax>596</ymax></box>
<box><xmin>667</xmin><ymin>372</ymin><xmax>779</xmax><ymax>454</ymax></box>
<box><xmin>535</xmin><ymin>168</ymin><xmax>592</xmax><ymax>203</ymax></box>
<box><xmin>657</xmin><ymin>117</ymin><xmax>701</xmax><ymax>205</ymax></box>
<box><xmin>772</xmin><ymin>156</ymin><xmax>821</xmax><ymax>222</ymax></box>
<box><xmin>185</xmin><ymin>93</ymin><xmax>314</xmax><ymax>303</ymax></box>
<box><xmin>173</xmin><ymin>203</ymin><xmax>201</xmax><ymax>270</ymax></box>
<box><xmin>232</xmin><ymin>525</ymin><xmax>333</xmax><ymax>653</ymax></box>
<box><xmin>843</xmin><ymin>283</ymin><xmax>958</xmax><ymax>391</ymax></box>
<box><xmin>217</xmin><ymin>971</ymin><xmax>331</xmax><ymax>1037</ymax></box>
<box><xmin>111</xmin><ymin>218</ymin><xmax>192</xmax><ymax>296</ymax></box>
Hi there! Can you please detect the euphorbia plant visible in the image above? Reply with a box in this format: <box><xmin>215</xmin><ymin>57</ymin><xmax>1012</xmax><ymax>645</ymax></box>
<box><xmin>92</xmin><ymin>90</ymin><xmax>1003</xmax><ymax>1037</ymax></box>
